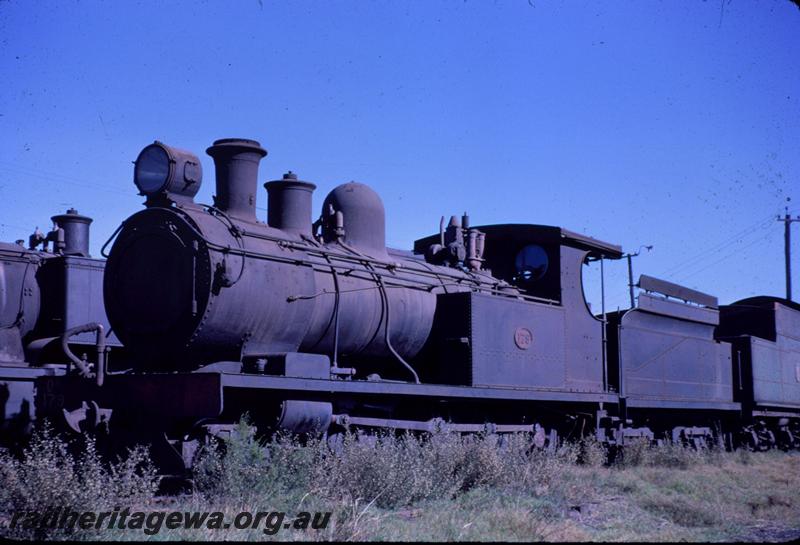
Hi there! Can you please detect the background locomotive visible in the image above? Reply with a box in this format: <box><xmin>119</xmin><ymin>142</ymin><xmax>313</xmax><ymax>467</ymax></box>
<box><xmin>0</xmin><ymin>209</ymin><xmax>121</xmax><ymax>449</ymax></box>
<box><xmin>2</xmin><ymin>135</ymin><xmax>797</xmax><ymax>472</ymax></box>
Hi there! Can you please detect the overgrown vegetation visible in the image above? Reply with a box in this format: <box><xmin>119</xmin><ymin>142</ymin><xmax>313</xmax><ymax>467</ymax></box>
<box><xmin>1</xmin><ymin>419</ymin><xmax>798</xmax><ymax>541</ymax></box>
<box><xmin>0</xmin><ymin>424</ymin><xmax>158</xmax><ymax>540</ymax></box>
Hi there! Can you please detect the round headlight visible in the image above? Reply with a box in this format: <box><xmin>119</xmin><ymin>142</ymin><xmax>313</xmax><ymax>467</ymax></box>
<box><xmin>133</xmin><ymin>141</ymin><xmax>202</xmax><ymax>202</ymax></box>
<box><xmin>134</xmin><ymin>144</ymin><xmax>171</xmax><ymax>194</ymax></box>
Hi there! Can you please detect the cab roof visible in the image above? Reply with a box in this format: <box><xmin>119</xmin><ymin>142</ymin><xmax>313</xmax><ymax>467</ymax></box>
<box><xmin>414</xmin><ymin>223</ymin><xmax>623</xmax><ymax>260</ymax></box>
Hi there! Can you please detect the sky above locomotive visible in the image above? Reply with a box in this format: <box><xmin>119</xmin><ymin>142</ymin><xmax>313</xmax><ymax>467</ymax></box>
<box><xmin>0</xmin><ymin>0</ymin><xmax>798</xmax><ymax>312</ymax></box>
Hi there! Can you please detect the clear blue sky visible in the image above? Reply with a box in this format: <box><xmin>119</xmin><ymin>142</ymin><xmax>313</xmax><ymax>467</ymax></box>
<box><xmin>1</xmin><ymin>0</ymin><xmax>798</xmax><ymax>311</ymax></box>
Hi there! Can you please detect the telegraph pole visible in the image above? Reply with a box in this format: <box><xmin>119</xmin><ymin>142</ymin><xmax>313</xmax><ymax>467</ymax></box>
<box><xmin>778</xmin><ymin>204</ymin><xmax>800</xmax><ymax>301</ymax></box>
<box><xmin>626</xmin><ymin>254</ymin><xmax>634</xmax><ymax>308</ymax></box>
<box><xmin>624</xmin><ymin>245</ymin><xmax>653</xmax><ymax>308</ymax></box>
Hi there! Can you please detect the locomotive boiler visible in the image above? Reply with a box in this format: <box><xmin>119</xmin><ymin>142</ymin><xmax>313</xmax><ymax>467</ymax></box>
<box><xmin>104</xmin><ymin>138</ymin><xmax>509</xmax><ymax>376</ymax></box>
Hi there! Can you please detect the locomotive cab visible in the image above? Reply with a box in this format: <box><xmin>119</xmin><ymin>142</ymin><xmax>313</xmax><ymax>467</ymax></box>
<box><xmin>414</xmin><ymin>224</ymin><xmax>622</xmax><ymax>303</ymax></box>
<box><xmin>414</xmin><ymin>225</ymin><xmax>623</xmax><ymax>391</ymax></box>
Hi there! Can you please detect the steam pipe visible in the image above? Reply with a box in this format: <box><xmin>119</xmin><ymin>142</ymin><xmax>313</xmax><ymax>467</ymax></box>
<box><xmin>61</xmin><ymin>322</ymin><xmax>107</xmax><ymax>385</ymax></box>
<box><xmin>336</xmin><ymin>239</ymin><xmax>421</xmax><ymax>384</ymax></box>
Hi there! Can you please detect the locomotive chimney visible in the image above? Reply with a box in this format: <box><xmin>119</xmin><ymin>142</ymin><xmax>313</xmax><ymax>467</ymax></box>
<box><xmin>51</xmin><ymin>208</ymin><xmax>92</xmax><ymax>257</ymax></box>
<box><xmin>264</xmin><ymin>171</ymin><xmax>316</xmax><ymax>236</ymax></box>
<box><xmin>206</xmin><ymin>138</ymin><xmax>267</xmax><ymax>221</ymax></box>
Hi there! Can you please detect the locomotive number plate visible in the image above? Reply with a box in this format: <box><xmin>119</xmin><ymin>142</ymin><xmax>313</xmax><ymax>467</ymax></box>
<box><xmin>514</xmin><ymin>327</ymin><xmax>533</xmax><ymax>350</ymax></box>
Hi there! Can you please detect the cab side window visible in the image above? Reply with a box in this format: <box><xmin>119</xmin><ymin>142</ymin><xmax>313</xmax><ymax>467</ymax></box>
<box><xmin>513</xmin><ymin>244</ymin><xmax>549</xmax><ymax>287</ymax></box>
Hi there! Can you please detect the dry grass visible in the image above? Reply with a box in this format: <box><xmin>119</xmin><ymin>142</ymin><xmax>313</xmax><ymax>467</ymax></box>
<box><xmin>1</xmin><ymin>419</ymin><xmax>798</xmax><ymax>541</ymax></box>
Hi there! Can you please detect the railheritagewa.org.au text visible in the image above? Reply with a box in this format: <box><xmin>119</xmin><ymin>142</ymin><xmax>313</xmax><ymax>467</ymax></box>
<box><xmin>6</xmin><ymin>507</ymin><xmax>331</xmax><ymax>535</ymax></box>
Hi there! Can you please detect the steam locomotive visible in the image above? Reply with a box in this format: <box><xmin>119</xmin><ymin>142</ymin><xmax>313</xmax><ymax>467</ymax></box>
<box><xmin>2</xmin><ymin>136</ymin><xmax>798</xmax><ymax>471</ymax></box>
<box><xmin>0</xmin><ymin>209</ymin><xmax>121</xmax><ymax>449</ymax></box>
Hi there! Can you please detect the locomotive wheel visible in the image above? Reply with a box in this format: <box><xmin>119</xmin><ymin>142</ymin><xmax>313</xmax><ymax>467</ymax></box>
<box><xmin>747</xmin><ymin>431</ymin><xmax>760</xmax><ymax>452</ymax></box>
